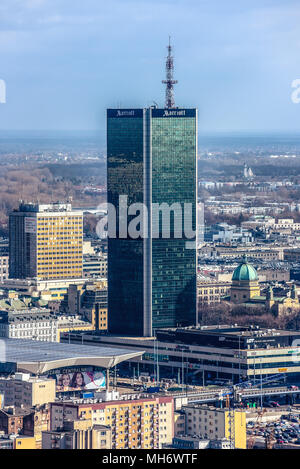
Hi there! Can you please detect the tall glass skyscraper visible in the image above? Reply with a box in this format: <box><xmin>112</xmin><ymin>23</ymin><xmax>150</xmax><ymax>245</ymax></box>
<box><xmin>107</xmin><ymin>107</ymin><xmax>197</xmax><ymax>336</ymax></box>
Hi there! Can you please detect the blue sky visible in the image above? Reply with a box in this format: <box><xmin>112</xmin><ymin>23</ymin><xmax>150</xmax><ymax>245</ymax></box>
<box><xmin>0</xmin><ymin>0</ymin><xmax>300</xmax><ymax>133</ymax></box>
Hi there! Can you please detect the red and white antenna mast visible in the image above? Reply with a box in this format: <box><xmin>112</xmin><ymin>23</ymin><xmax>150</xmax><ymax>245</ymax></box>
<box><xmin>162</xmin><ymin>37</ymin><xmax>178</xmax><ymax>108</ymax></box>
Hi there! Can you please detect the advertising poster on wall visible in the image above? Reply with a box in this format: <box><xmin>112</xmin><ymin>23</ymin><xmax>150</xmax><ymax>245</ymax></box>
<box><xmin>48</xmin><ymin>369</ymin><xmax>106</xmax><ymax>392</ymax></box>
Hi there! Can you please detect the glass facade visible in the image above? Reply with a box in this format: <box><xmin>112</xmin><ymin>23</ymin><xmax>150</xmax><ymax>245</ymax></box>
<box><xmin>107</xmin><ymin>108</ymin><xmax>197</xmax><ymax>336</ymax></box>
<box><xmin>151</xmin><ymin>109</ymin><xmax>197</xmax><ymax>329</ymax></box>
<box><xmin>107</xmin><ymin>110</ymin><xmax>145</xmax><ymax>336</ymax></box>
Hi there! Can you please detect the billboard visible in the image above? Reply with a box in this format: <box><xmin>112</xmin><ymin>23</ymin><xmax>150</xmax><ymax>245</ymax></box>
<box><xmin>49</xmin><ymin>370</ymin><xmax>106</xmax><ymax>392</ymax></box>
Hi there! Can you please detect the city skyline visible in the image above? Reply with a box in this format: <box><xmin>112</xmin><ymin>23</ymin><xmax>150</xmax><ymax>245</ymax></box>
<box><xmin>0</xmin><ymin>0</ymin><xmax>300</xmax><ymax>133</ymax></box>
<box><xmin>1</xmin><ymin>0</ymin><xmax>300</xmax><ymax>453</ymax></box>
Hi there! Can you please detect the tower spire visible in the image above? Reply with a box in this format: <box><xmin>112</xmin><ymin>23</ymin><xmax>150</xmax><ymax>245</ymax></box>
<box><xmin>162</xmin><ymin>37</ymin><xmax>178</xmax><ymax>108</ymax></box>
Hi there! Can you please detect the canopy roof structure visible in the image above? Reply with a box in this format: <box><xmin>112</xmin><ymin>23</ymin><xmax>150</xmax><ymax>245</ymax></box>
<box><xmin>0</xmin><ymin>338</ymin><xmax>144</xmax><ymax>374</ymax></box>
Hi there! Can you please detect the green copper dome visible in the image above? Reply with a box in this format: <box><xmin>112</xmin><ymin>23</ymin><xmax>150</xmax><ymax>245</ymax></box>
<box><xmin>232</xmin><ymin>256</ymin><xmax>258</xmax><ymax>282</ymax></box>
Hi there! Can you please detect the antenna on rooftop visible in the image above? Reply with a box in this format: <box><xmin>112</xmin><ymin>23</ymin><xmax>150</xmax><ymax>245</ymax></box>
<box><xmin>162</xmin><ymin>37</ymin><xmax>178</xmax><ymax>108</ymax></box>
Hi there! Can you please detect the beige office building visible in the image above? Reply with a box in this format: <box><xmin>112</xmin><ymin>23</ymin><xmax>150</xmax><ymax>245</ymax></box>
<box><xmin>9</xmin><ymin>203</ymin><xmax>83</xmax><ymax>280</ymax></box>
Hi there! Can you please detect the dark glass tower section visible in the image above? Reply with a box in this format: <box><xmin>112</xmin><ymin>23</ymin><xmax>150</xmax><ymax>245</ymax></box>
<box><xmin>107</xmin><ymin>108</ymin><xmax>197</xmax><ymax>336</ymax></box>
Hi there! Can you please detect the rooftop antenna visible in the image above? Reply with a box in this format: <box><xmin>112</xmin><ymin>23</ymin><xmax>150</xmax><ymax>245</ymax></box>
<box><xmin>162</xmin><ymin>36</ymin><xmax>178</xmax><ymax>108</ymax></box>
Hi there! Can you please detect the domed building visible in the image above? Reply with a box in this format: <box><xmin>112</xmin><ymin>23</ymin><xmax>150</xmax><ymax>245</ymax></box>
<box><xmin>230</xmin><ymin>255</ymin><xmax>300</xmax><ymax>316</ymax></box>
<box><xmin>230</xmin><ymin>256</ymin><xmax>260</xmax><ymax>303</ymax></box>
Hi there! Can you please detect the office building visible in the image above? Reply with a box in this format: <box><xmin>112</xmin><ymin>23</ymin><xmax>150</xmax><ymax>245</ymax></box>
<box><xmin>106</xmin><ymin>41</ymin><xmax>197</xmax><ymax>336</ymax></box>
<box><xmin>9</xmin><ymin>202</ymin><xmax>83</xmax><ymax>280</ymax></box>
<box><xmin>66</xmin><ymin>324</ymin><xmax>300</xmax><ymax>384</ymax></box>
<box><xmin>107</xmin><ymin>107</ymin><xmax>197</xmax><ymax>336</ymax></box>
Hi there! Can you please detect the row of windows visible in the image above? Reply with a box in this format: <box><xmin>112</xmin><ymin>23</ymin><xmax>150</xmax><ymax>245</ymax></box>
<box><xmin>37</xmin><ymin>217</ymin><xmax>82</xmax><ymax>222</ymax></box>
<box><xmin>38</xmin><ymin>261</ymin><xmax>82</xmax><ymax>265</ymax></box>
<box><xmin>198</xmin><ymin>288</ymin><xmax>228</xmax><ymax>294</ymax></box>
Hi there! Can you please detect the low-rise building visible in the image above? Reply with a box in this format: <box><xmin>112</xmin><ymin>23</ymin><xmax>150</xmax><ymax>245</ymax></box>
<box><xmin>273</xmin><ymin>219</ymin><xmax>300</xmax><ymax>231</ymax></box>
<box><xmin>57</xmin><ymin>315</ymin><xmax>94</xmax><ymax>341</ymax></box>
<box><xmin>22</xmin><ymin>404</ymin><xmax>51</xmax><ymax>450</ymax></box>
<box><xmin>183</xmin><ymin>404</ymin><xmax>246</xmax><ymax>449</ymax></box>
<box><xmin>0</xmin><ymin>407</ymin><xmax>31</xmax><ymax>435</ymax></box>
<box><xmin>0</xmin><ymin>309</ymin><xmax>58</xmax><ymax>341</ymax></box>
<box><xmin>169</xmin><ymin>435</ymin><xmax>231</xmax><ymax>449</ymax></box>
<box><xmin>61</xmin><ymin>281</ymin><xmax>107</xmax><ymax>332</ymax></box>
<box><xmin>13</xmin><ymin>435</ymin><xmax>36</xmax><ymax>449</ymax></box>
<box><xmin>83</xmin><ymin>254</ymin><xmax>107</xmax><ymax>279</ymax></box>
<box><xmin>0</xmin><ymin>373</ymin><xmax>56</xmax><ymax>408</ymax></box>
<box><xmin>197</xmin><ymin>279</ymin><xmax>231</xmax><ymax>305</ymax></box>
<box><xmin>0</xmin><ymin>277</ymin><xmax>87</xmax><ymax>302</ymax></box>
<box><xmin>205</xmin><ymin>223</ymin><xmax>253</xmax><ymax>244</ymax></box>
<box><xmin>257</xmin><ymin>268</ymin><xmax>290</xmax><ymax>283</ymax></box>
<box><xmin>284</xmin><ymin>249</ymin><xmax>300</xmax><ymax>262</ymax></box>
<box><xmin>200</xmin><ymin>246</ymin><xmax>284</xmax><ymax>261</ymax></box>
<box><xmin>42</xmin><ymin>420</ymin><xmax>111</xmax><ymax>449</ymax></box>
<box><xmin>0</xmin><ymin>255</ymin><xmax>9</xmax><ymax>282</ymax></box>
<box><xmin>0</xmin><ymin>438</ymin><xmax>13</xmax><ymax>449</ymax></box>
<box><xmin>68</xmin><ymin>325</ymin><xmax>300</xmax><ymax>384</ymax></box>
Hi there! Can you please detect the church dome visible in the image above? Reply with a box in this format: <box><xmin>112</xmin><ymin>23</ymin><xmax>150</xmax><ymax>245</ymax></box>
<box><xmin>232</xmin><ymin>256</ymin><xmax>258</xmax><ymax>282</ymax></box>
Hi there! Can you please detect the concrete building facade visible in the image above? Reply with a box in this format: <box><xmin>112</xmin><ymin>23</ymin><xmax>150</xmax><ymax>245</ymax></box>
<box><xmin>50</xmin><ymin>395</ymin><xmax>174</xmax><ymax>449</ymax></box>
<box><xmin>183</xmin><ymin>404</ymin><xmax>246</xmax><ymax>449</ymax></box>
<box><xmin>0</xmin><ymin>373</ymin><xmax>56</xmax><ymax>408</ymax></box>
<box><xmin>9</xmin><ymin>203</ymin><xmax>83</xmax><ymax>280</ymax></box>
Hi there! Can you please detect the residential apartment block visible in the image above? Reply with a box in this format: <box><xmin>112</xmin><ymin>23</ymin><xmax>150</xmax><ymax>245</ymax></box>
<box><xmin>50</xmin><ymin>395</ymin><xmax>174</xmax><ymax>449</ymax></box>
<box><xmin>183</xmin><ymin>404</ymin><xmax>246</xmax><ymax>449</ymax></box>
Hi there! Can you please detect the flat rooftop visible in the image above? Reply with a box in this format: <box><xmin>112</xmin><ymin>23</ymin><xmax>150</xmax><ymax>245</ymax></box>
<box><xmin>0</xmin><ymin>338</ymin><xmax>144</xmax><ymax>374</ymax></box>
<box><xmin>160</xmin><ymin>325</ymin><xmax>300</xmax><ymax>338</ymax></box>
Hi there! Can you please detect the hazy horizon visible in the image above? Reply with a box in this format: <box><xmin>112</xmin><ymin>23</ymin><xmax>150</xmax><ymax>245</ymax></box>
<box><xmin>1</xmin><ymin>130</ymin><xmax>300</xmax><ymax>156</ymax></box>
<box><xmin>0</xmin><ymin>0</ymin><xmax>300</xmax><ymax>133</ymax></box>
